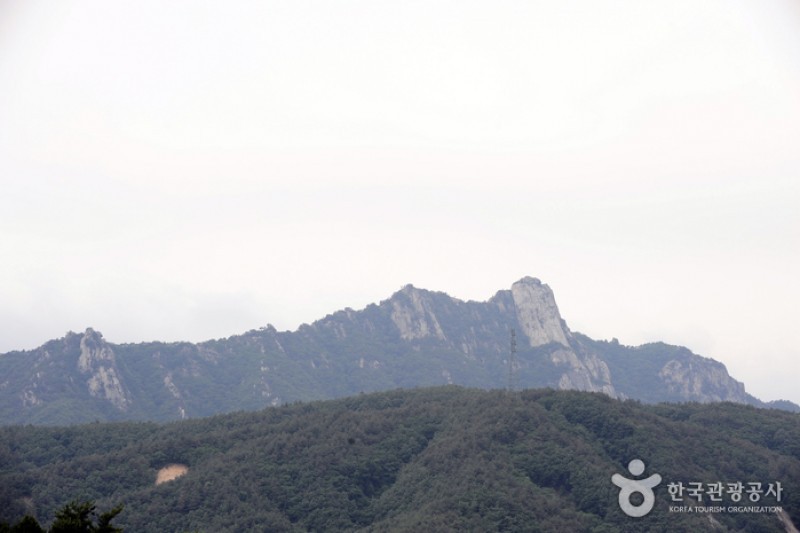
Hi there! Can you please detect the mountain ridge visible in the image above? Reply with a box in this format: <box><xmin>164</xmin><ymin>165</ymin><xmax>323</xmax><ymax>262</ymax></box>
<box><xmin>1</xmin><ymin>277</ymin><xmax>796</xmax><ymax>425</ymax></box>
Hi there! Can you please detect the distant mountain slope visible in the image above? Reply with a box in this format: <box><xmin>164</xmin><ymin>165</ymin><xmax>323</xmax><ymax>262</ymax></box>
<box><xmin>0</xmin><ymin>277</ymin><xmax>795</xmax><ymax>425</ymax></box>
<box><xmin>1</xmin><ymin>387</ymin><xmax>799</xmax><ymax>532</ymax></box>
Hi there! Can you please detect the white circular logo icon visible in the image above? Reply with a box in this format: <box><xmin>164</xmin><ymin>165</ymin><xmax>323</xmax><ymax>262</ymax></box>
<box><xmin>611</xmin><ymin>459</ymin><xmax>662</xmax><ymax>517</ymax></box>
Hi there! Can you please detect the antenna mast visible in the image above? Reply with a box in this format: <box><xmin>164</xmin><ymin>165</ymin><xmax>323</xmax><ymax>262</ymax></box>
<box><xmin>508</xmin><ymin>328</ymin><xmax>517</xmax><ymax>391</ymax></box>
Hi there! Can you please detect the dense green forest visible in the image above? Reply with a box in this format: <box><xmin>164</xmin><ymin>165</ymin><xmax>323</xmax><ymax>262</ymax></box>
<box><xmin>1</xmin><ymin>387</ymin><xmax>799</xmax><ymax>531</ymax></box>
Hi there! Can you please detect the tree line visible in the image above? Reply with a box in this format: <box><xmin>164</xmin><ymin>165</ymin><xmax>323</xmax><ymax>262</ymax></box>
<box><xmin>1</xmin><ymin>387</ymin><xmax>799</xmax><ymax>531</ymax></box>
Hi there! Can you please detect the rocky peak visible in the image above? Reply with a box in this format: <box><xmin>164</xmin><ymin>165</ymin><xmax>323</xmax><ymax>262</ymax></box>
<box><xmin>389</xmin><ymin>285</ymin><xmax>447</xmax><ymax>341</ymax></box>
<box><xmin>78</xmin><ymin>328</ymin><xmax>113</xmax><ymax>372</ymax></box>
<box><xmin>510</xmin><ymin>277</ymin><xmax>570</xmax><ymax>347</ymax></box>
<box><xmin>77</xmin><ymin>328</ymin><xmax>131</xmax><ymax>411</ymax></box>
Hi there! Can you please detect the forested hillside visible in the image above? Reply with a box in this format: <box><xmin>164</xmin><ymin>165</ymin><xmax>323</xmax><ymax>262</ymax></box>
<box><xmin>2</xmin><ymin>387</ymin><xmax>799</xmax><ymax>532</ymax></box>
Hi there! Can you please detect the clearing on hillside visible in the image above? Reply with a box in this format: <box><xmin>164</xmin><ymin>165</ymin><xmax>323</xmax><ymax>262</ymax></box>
<box><xmin>155</xmin><ymin>464</ymin><xmax>188</xmax><ymax>485</ymax></box>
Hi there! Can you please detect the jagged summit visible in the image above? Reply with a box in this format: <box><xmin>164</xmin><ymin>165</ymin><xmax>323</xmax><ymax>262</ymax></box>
<box><xmin>389</xmin><ymin>284</ymin><xmax>447</xmax><ymax>341</ymax></box>
<box><xmin>509</xmin><ymin>277</ymin><xmax>570</xmax><ymax>348</ymax></box>
<box><xmin>1</xmin><ymin>277</ymin><xmax>796</xmax><ymax>425</ymax></box>
<box><xmin>386</xmin><ymin>278</ymin><xmax>571</xmax><ymax>348</ymax></box>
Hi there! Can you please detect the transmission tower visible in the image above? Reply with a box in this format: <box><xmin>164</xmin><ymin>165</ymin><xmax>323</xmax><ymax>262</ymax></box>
<box><xmin>508</xmin><ymin>328</ymin><xmax>517</xmax><ymax>391</ymax></box>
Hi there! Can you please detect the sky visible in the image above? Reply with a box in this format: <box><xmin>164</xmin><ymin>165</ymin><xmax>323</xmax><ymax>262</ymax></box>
<box><xmin>1</xmin><ymin>0</ymin><xmax>799</xmax><ymax>403</ymax></box>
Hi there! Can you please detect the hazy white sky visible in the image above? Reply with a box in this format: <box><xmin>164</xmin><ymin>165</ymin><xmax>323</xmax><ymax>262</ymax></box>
<box><xmin>1</xmin><ymin>0</ymin><xmax>799</xmax><ymax>403</ymax></box>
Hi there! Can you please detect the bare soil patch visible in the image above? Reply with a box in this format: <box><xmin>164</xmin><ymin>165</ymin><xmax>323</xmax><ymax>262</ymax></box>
<box><xmin>155</xmin><ymin>464</ymin><xmax>188</xmax><ymax>485</ymax></box>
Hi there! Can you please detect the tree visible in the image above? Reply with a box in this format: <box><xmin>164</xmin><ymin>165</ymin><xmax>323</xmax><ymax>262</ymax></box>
<box><xmin>10</xmin><ymin>516</ymin><xmax>45</xmax><ymax>533</ymax></box>
<box><xmin>48</xmin><ymin>501</ymin><xmax>123</xmax><ymax>533</ymax></box>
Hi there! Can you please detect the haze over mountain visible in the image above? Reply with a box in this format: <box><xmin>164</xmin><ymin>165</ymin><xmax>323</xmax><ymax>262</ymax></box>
<box><xmin>0</xmin><ymin>277</ymin><xmax>795</xmax><ymax>426</ymax></box>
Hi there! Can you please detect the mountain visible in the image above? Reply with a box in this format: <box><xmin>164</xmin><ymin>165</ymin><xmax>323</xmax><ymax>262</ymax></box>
<box><xmin>1</xmin><ymin>387</ymin><xmax>799</xmax><ymax>532</ymax></box>
<box><xmin>0</xmin><ymin>277</ymin><xmax>796</xmax><ymax>425</ymax></box>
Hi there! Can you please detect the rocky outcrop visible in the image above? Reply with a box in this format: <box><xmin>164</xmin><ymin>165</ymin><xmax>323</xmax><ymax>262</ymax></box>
<box><xmin>658</xmin><ymin>356</ymin><xmax>749</xmax><ymax>403</ymax></box>
<box><xmin>510</xmin><ymin>277</ymin><xmax>570</xmax><ymax>347</ymax></box>
<box><xmin>552</xmin><ymin>348</ymin><xmax>617</xmax><ymax>397</ymax></box>
<box><xmin>77</xmin><ymin>328</ymin><xmax>131</xmax><ymax>411</ymax></box>
<box><xmin>504</xmin><ymin>278</ymin><xmax>617</xmax><ymax>397</ymax></box>
<box><xmin>390</xmin><ymin>285</ymin><xmax>446</xmax><ymax>341</ymax></box>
